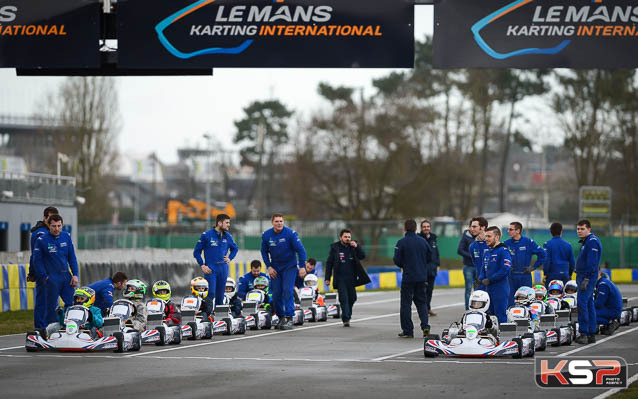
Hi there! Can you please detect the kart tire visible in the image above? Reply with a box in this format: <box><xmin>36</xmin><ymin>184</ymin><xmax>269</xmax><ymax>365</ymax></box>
<box><xmin>26</xmin><ymin>331</ymin><xmax>38</xmax><ymax>352</ymax></box>
<box><xmin>512</xmin><ymin>338</ymin><xmax>523</xmax><ymax>359</ymax></box>
<box><xmin>550</xmin><ymin>328</ymin><xmax>561</xmax><ymax>347</ymax></box>
<box><xmin>35</xmin><ymin>328</ymin><xmax>47</xmax><ymax>340</ymax></box>
<box><xmin>320</xmin><ymin>307</ymin><xmax>328</xmax><ymax>322</ymax></box>
<box><xmin>265</xmin><ymin>313</ymin><xmax>272</xmax><ymax>329</ymax></box>
<box><xmin>249</xmin><ymin>313</ymin><xmax>259</xmax><ymax>331</ymax></box>
<box><xmin>223</xmin><ymin>318</ymin><xmax>232</xmax><ymax>335</ymax></box>
<box><xmin>424</xmin><ymin>349</ymin><xmax>438</xmax><ymax>358</ymax></box>
<box><xmin>538</xmin><ymin>333</ymin><xmax>547</xmax><ymax>351</ymax></box>
<box><xmin>564</xmin><ymin>329</ymin><xmax>572</xmax><ymax>345</ymax></box>
<box><xmin>188</xmin><ymin>322</ymin><xmax>198</xmax><ymax>340</ymax></box>
<box><xmin>333</xmin><ymin>305</ymin><xmax>341</xmax><ymax>319</ymax></box>
<box><xmin>310</xmin><ymin>308</ymin><xmax>317</xmax><ymax>322</ymax></box>
<box><xmin>155</xmin><ymin>326</ymin><xmax>167</xmax><ymax>346</ymax></box>
<box><xmin>132</xmin><ymin>333</ymin><xmax>142</xmax><ymax>351</ymax></box>
<box><xmin>528</xmin><ymin>338</ymin><xmax>535</xmax><ymax>358</ymax></box>
<box><xmin>113</xmin><ymin>332</ymin><xmax>125</xmax><ymax>353</ymax></box>
<box><xmin>205</xmin><ymin>323</ymin><xmax>213</xmax><ymax>339</ymax></box>
<box><xmin>172</xmin><ymin>327</ymin><xmax>182</xmax><ymax>345</ymax></box>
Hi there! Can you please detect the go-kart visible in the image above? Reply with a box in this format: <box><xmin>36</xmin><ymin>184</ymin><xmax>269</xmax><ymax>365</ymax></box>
<box><xmin>25</xmin><ymin>305</ymin><xmax>135</xmax><ymax>352</ymax></box>
<box><xmin>527</xmin><ymin>301</ymin><xmax>572</xmax><ymax>347</ymax></box>
<box><xmin>297</xmin><ymin>287</ymin><xmax>328</xmax><ymax>322</ymax></box>
<box><xmin>424</xmin><ymin>310</ymin><xmax>529</xmax><ymax>358</ymax></box>
<box><xmin>212</xmin><ymin>304</ymin><xmax>247</xmax><ymax>335</ymax></box>
<box><xmin>620</xmin><ymin>298</ymin><xmax>635</xmax><ymax>326</ymax></box>
<box><xmin>135</xmin><ymin>299</ymin><xmax>182</xmax><ymax>345</ymax></box>
<box><xmin>179</xmin><ymin>296</ymin><xmax>213</xmax><ymax>340</ymax></box>
<box><xmin>100</xmin><ymin>300</ymin><xmax>146</xmax><ymax>352</ymax></box>
<box><xmin>324</xmin><ymin>292</ymin><xmax>341</xmax><ymax>319</ymax></box>
<box><xmin>502</xmin><ymin>304</ymin><xmax>550</xmax><ymax>351</ymax></box>
<box><xmin>243</xmin><ymin>289</ymin><xmax>274</xmax><ymax>330</ymax></box>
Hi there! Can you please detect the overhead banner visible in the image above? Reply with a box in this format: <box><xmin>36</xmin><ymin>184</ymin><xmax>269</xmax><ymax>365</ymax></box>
<box><xmin>434</xmin><ymin>0</ymin><xmax>638</xmax><ymax>68</ymax></box>
<box><xmin>117</xmin><ymin>0</ymin><xmax>414</xmax><ymax>68</ymax></box>
<box><xmin>0</xmin><ymin>0</ymin><xmax>100</xmax><ymax>68</ymax></box>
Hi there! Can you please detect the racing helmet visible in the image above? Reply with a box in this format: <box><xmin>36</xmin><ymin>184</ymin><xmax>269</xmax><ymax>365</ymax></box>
<box><xmin>304</xmin><ymin>274</ymin><xmax>319</xmax><ymax>288</ymax></box>
<box><xmin>225</xmin><ymin>277</ymin><xmax>237</xmax><ymax>297</ymax></box>
<box><xmin>253</xmin><ymin>276</ymin><xmax>269</xmax><ymax>291</ymax></box>
<box><xmin>73</xmin><ymin>286</ymin><xmax>96</xmax><ymax>308</ymax></box>
<box><xmin>534</xmin><ymin>284</ymin><xmax>547</xmax><ymax>301</ymax></box>
<box><xmin>152</xmin><ymin>280</ymin><xmax>172</xmax><ymax>301</ymax></box>
<box><xmin>123</xmin><ymin>279</ymin><xmax>147</xmax><ymax>301</ymax></box>
<box><xmin>564</xmin><ymin>280</ymin><xmax>578</xmax><ymax>295</ymax></box>
<box><xmin>514</xmin><ymin>286</ymin><xmax>535</xmax><ymax>305</ymax></box>
<box><xmin>469</xmin><ymin>290</ymin><xmax>490</xmax><ymax>312</ymax></box>
<box><xmin>191</xmin><ymin>277</ymin><xmax>209</xmax><ymax>299</ymax></box>
<box><xmin>548</xmin><ymin>280</ymin><xmax>564</xmax><ymax>299</ymax></box>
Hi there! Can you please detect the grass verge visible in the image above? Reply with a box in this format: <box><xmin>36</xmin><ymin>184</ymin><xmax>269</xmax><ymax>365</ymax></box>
<box><xmin>0</xmin><ymin>310</ymin><xmax>33</xmax><ymax>335</ymax></box>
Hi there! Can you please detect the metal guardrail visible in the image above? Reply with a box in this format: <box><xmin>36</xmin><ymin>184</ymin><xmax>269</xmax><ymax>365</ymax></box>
<box><xmin>0</xmin><ymin>114</ymin><xmax>63</xmax><ymax>128</ymax></box>
<box><xmin>0</xmin><ymin>170</ymin><xmax>76</xmax><ymax>205</ymax></box>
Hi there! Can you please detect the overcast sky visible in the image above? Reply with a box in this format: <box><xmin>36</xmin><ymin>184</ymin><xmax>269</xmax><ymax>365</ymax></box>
<box><xmin>1</xmin><ymin>7</ymin><xmax>436</xmax><ymax>165</ymax></box>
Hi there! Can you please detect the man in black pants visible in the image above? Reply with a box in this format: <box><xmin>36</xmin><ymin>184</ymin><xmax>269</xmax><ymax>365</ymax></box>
<box><xmin>394</xmin><ymin>219</ymin><xmax>431</xmax><ymax>338</ymax></box>
<box><xmin>418</xmin><ymin>219</ymin><xmax>439</xmax><ymax>316</ymax></box>
<box><xmin>325</xmin><ymin>229</ymin><xmax>370</xmax><ymax>327</ymax></box>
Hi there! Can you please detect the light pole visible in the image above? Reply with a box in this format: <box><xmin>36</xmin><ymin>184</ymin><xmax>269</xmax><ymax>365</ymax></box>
<box><xmin>57</xmin><ymin>152</ymin><xmax>69</xmax><ymax>184</ymax></box>
<box><xmin>203</xmin><ymin>134</ymin><xmax>213</xmax><ymax>228</ymax></box>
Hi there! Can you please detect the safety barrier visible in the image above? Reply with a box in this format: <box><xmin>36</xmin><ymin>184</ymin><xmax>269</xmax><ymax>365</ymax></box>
<box><xmin>2</xmin><ymin>263</ymin><xmax>637</xmax><ymax>312</ymax></box>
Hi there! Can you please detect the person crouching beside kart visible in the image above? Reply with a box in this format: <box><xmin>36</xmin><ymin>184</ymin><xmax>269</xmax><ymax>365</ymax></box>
<box><xmin>122</xmin><ymin>279</ymin><xmax>148</xmax><ymax>332</ymax></box>
<box><xmin>547</xmin><ymin>280</ymin><xmax>570</xmax><ymax>310</ymax></box>
<box><xmin>224</xmin><ymin>277</ymin><xmax>243</xmax><ymax>318</ymax></box>
<box><xmin>152</xmin><ymin>280</ymin><xmax>182</xmax><ymax>326</ymax></box>
<box><xmin>190</xmin><ymin>277</ymin><xmax>214</xmax><ymax>320</ymax></box>
<box><xmin>50</xmin><ymin>286</ymin><xmax>103</xmax><ymax>338</ymax></box>
<box><xmin>595</xmin><ymin>270</ymin><xmax>622</xmax><ymax>335</ymax></box>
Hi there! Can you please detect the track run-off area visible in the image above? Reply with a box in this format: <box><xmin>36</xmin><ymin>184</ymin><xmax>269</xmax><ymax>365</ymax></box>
<box><xmin>1</xmin><ymin>286</ymin><xmax>637</xmax><ymax>399</ymax></box>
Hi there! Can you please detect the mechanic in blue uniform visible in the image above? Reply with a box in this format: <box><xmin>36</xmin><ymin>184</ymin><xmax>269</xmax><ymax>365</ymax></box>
<box><xmin>193</xmin><ymin>213</ymin><xmax>239</xmax><ymax>311</ymax></box>
<box><xmin>237</xmin><ymin>260</ymin><xmax>269</xmax><ymax>300</ymax></box>
<box><xmin>295</xmin><ymin>258</ymin><xmax>317</xmax><ymax>289</ymax></box>
<box><xmin>543</xmin><ymin>222</ymin><xmax>575</xmax><ymax>286</ymax></box>
<box><xmin>478</xmin><ymin>226</ymin><xmax>512</xmax><ymax>324</ymax></box>
<box><xmin>31</xmin><ymin>214</ymin><xmax>79</xmax><ymax>325</ymax></box>
<box><xmin>469</xmin><ymin>218</ymin><xmax>489</xmax><ymax>292</ymax></box>
<box><xmin>595</xmin><ymin>269</ymin><xmax>622</xmax><ymax>334</ymax></box>
<box><xmin>89</xmin><ymin>271</ymin><xmax>128</xmax><ymax>316</ymax></box>
<box><xmin>261</xmin><ymin>213</ymin><xmax>307</xmax><ymax>330</ymax></box>
<box><xmin>504</xmin><ymin>221</ymin><xmax>546</xmax><ymax>306</ymax></box>
<box><xmin>28</xmin><ymin>206</ymin><xmax>58</xmax><ymax>329</ymax></box>
<box><xmin>418</xmin><ymin>220</ymin><xmax>439</xmax><ymax>316</ymax></box>
<box><xmin>574</xmin><ymin>219</ymin><xmax>602</xmax><ymax>344</ymax></box>
<box><xmin>394</xmin><ymin>219</ymin><xmax>431</xmax><ymax>338</ymax></box>
<box><xmin>458</xmin><ymin>217</ymin><xmax>485</xmax><ymax>310</ymax></box>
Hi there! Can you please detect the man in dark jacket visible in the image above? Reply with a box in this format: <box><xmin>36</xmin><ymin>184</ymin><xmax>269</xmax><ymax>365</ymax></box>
<box><xmin>325</xmin><ymin>229</ymin><xmax>369</xmax><ymax>327</ymax></box>
<box><xmin>394</xmin><ymin>219</ymin><xmax>431</xmax><ymax>338</ymax></box>
<box><xmin>418</xmin><ymin>220</ymin><xmax>439</xmax><ymax>316</ymax></box>
<box><xmin>458</xmin><ymin>217</ymin><xmax>486</xmax><ymax>310</ymax></box>
<box><xmin>28</xmin><ymin>206</ymin><xmax>58</xmax><ymax>329</ymax></box>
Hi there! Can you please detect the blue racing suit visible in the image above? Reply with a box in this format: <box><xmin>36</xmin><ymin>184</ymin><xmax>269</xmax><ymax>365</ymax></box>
<box><xmin>29</xmin><ymin>221</ymin><xmax>49</xmax><ymax>329</ymax></box>
<box><xmin>543</xmin><ymin>236</ymin><xmax>575</xmax><ymax>286</ymax></box>
<box><xmin>193</xmin><ymin>229</ymin><xmax>239</xmax><ymax>309</ymax></box>
<box><xmin>576</xmin><ymin>233</ymin><xmax>602</xmax><ymax>336</ymax></box>
<box><xmin>88</xmin><ymin>278</ymin><xmax>116</xmax><ymax>315</ymax></box>
<box><xmin>504</xmin><ymin>236</ymin><xmax>545</xmax><ymax>306</ymax></box>
<box><xmin>469</xmin><ymin>239</ymin><xmax>489</xmax><ymax>291</ymax></box>
<box><xmin>478</xmin><ymin>243</ymin><xmax>512</xmax><ymax>324</ymax></box>
<box><xmin>32</xmin><ymin>231</ymin><xmax>79</xmax><ymax>324</ymax></box>
<box><xmin>261</xmin><ymin>227</ymin><xmax>306</xmax><ymax>317</ymax></box>
<box><xmin>237</xmin><ymin>272</ymin><xmax>269</xmax><ymax>300</ymax></box>
<box><xmin>595</xmin><ymin>274</ymin><xmax>622</xmax><ymax>325</ymax></box>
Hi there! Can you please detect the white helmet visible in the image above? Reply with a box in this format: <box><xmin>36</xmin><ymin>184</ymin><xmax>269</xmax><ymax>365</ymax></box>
<box><xmin>304</xmin><ymin>274</ymin><xmax>318</xmax><ymax>288</ymax></box>
<box><xmin>225</xmin><ymin>277</ymin><xmax>237</xmax><ymax>298</ymax></box>
<box><xmin>514</xmin><ymin>286</ymin><xmax>535</xmax><ymax>305</ymax></box>
<box><xmin>469</xmin><ymin>290</ymin><xmax>490</xmax><ymax>312</ymax></box>
<box><xmin>564</xmin><ymin>280</ymin><xmax>578</xmax><ymax>295</ymax></box>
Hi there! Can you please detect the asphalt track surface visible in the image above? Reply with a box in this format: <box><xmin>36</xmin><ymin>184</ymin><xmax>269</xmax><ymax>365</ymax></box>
<box><xmin>1</xmin><ymin>286</ymin><xmax>637</xmax><ymax>399</ymax></box>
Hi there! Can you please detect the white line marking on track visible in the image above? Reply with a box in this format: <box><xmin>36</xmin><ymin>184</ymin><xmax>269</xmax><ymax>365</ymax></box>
<box><xmin>592</xmin><ymin>372</ymin><xmax>638</xmax><ymax>399</ymax></box>
<box><xmin>372</xmin><ymin>348</ymin><xmax>422</xmax><ymax>361</ymax></box>
<box><xmin>0</xmin><ymin>346</ymin><xmax>23</xmax><ymax>351</ymax></box>
<box><xmin>124</xmin><ymin>301</ymin><xmax>465</xmax><ymax>358</ymax></box>
<box><xmin>0</xmin><ymin>333</ymin><xmax>26</xmax><ymax>338</ymax></box>
<box><xmin>558</xmin><ymin>326</ymin><xmax>638</xmax><ymax>357</ymax></box>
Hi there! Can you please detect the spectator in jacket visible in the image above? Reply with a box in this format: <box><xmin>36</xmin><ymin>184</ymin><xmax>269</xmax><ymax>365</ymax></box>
<box><xmin>418</xmin><ymin>220</ymin><xmax>439</xmax><ymax>316</ymax></box>
<box><xmin>394</xmin><ymin>219</ymin><xmax>431</xmax><ymax>338</ymax></box>
<box><xmin>543</xmin><ymin>222</ymin><xmax>575</xmax><ymax>286</ymax></box>
<box><xmin>458</xmin><ymin>217</ymin><xmax>486</xmax><ymax>310</ymax></box>
<box><xmin>575</xmin><ymin>219</ymin><xmax>602</xmax><ymax>345</ymax></box>
<box><xmin>325</xmin><ymin>229</ymin><xmax>369</xmax><ymax>326</ymax></box>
